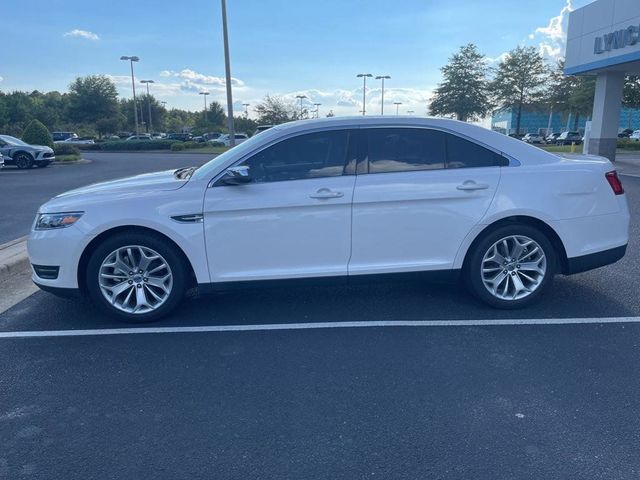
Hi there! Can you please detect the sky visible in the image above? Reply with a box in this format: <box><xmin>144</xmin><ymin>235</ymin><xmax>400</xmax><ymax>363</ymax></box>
<box><xmin>1</xmin><ymin>0</ymin><xmax>591</xmax><ymax>118</ymax></box>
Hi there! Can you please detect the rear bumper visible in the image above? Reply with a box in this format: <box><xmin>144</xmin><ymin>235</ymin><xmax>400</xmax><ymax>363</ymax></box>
<box><xmin>565</xmin><ymin>244</ymin><xmax>627</xmax><ymax>275</ymax></box>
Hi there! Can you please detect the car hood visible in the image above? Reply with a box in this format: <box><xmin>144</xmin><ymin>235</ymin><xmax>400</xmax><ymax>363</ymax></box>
<box><xmin>30</xmin><ymin>145</ymin><xmax>53</xmax><ymax>152</ymax></box>
<box><xmin>51</xmin><ymin>169</ymin><xmax>188</xmax><ymax>201</ymax></box>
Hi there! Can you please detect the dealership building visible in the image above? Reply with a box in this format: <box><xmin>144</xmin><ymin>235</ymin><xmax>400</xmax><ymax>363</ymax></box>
<box><xmin>564</xmin><ymin>0</ymin><xmax>640</xmax><ymax>160</ymax></box>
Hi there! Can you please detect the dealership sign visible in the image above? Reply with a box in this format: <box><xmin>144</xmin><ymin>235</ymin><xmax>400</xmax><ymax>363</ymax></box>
<box><xmin>594</xmin><ymin>25</ymin><xmax>639</xmax><ymax>54</ymax></box>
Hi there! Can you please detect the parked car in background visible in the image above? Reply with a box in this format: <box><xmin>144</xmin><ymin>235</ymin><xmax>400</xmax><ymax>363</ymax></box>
<box><xmin>192</xmin><ymin>136</ymin><xmax>205</xmax><ymax>143</ymax></box>
<box><xmin>107</xmin><ymin>135</ymin><xmax>121</xmax><ymax>140</ymax></box>
<box><xmin>117</xmin><ymin>132</ymin><xmax>133</xmax><ymax>139</ymax></box>
<box><xmin>167</xmin><ymin>133</ymin><xmax>192</xmax><ymax>142</ymax></box>
<box><xmin>630</xmin><ymin>130</ymin><xmax>640</xmax><ymax>142</ymax></box>
<box><xmin>60</xmin><ymin>137</ymin><xmax>95</xmax><ymax>145</ymax></box>
<box><xmin>0</xmin><ymin>153</ymin><xmax>5</xmax><ymax>168</ymax></box>
<box><xmin>219</xmin><ymin>133</ymin><xmax>249</xmax><ymax>146</ymax></box>
<box><xmin>508</xmin><ymin>133</ymin><xmax>525</xmax><ymax>140</ymax></box>
<box><xmin>618</xmin><ymin>129</ymin><xmax>634</xmax><ymax>138</ymax></box>
<box><xmin>556</xmin><ymin>131</ymin><xmax>583</xmax><ymax>146</ymax></box>
<box><xmin>546</xmin><ymin>132</ymin><xmax>561</xmax><ymax>144</ymax></box>
<box><xmin>522</xmin><ymin>133</ymin><xmax>545</xmax><ymax>144</ymax></box>
<box><xmin>253</xmin><ymin>125</ymin><xmax>274</xmax><ymax>136</ymax></box>
<box><xmin>52</xmin><ymin>132</ymin><xmax>78</xmax><ymax>142</ymax></box>
<box><xmin>204</xmin><ymin>132</ymin><xmax>222</xmax><ymax>142</ymax></box>
<box><xmin>126</xmin><ymin>134</ymin><xmax>152</xmax><ymax>141</ymax></box>
<box><xmin>28</xmin><ymin>116</ymin><xmax>629</xmax><ymax>321</ymax></box>
<box><xmin>151</xmin><ymin>133</ymin><xmax>166</xmax><ymax>139</ymax></box>
<box><xmin>0</xmin><ymin>134</ymin><xmax>55</xmax><ymax>169</ymax></box>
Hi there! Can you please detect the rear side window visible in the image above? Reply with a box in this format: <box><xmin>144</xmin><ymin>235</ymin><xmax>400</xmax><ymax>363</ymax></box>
<box><xmin>367</xmin><ymin>128</ymin><xmax>446</xmax><ymax>173</ymax></box>
<box><xmin>445</xmin><ymin>133</ymin><xmax>508</xmax><ymax>169</ymax></box>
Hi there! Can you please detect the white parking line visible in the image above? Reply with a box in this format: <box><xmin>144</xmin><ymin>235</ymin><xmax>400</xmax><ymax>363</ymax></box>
<box><xmin>1</xmin><ymin>316</ymin><xmax>639</xmax><ymax>339</ymax></box>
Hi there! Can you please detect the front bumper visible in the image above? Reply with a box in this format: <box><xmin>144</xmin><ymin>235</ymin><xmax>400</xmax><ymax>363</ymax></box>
<box><xmin>28</xmin><ymin>225</ymin><xmax>90</xmax><ymax>289</ymax></box>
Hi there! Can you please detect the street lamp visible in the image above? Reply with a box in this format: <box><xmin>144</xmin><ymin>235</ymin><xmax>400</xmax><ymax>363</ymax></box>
<box><xmin>242</xmin><ymin>103</ymin><xmax>250</xmax><ymax>117</ymax></box>
<box><xmin>295</xmin><ymin>94</ymin><xmax>307</xmax><ymax>118</ymax></box>
<box><xmin>140</xmin><ymin>80</ymin><xmax>155</xmax><ymax>133</ymax></box>
<box><xmin>375</xmin><ymin>75</ymin><xmax>390</xmax><ymax>115</ymax></box>
<box><xmin>220</xmin><ymin>0</ymin><xmax>235</xmax><ymax>146</ymax></box>
<box><xmin>313</xmin><ymin>103</ymin><xmax>321</xmax><ymax>119</ymax></box>
<box><xmin>160</xmin><ymin>101</ymin><xmax>167</xmax><ymax>108</ymax></box>
<box><xmin>120</xmin><ymin>55</ymin><xmax>140</xmax><ymax>136</ymax></box>
<box><xmin>199</xmin><ymin>91</ymin><xmax>210</xmax><ymax>123</ymax></box>
<box><xmin>407</xmin><ymin>110</ymin><xmax>415</xmax><ymax>115</ymax></box>
<box><xmin>356</xmin><ymin>73</ymin><xmax>373</xmax><ymax>116</ymax></box>
<box><xmin>393</xmin><ymin>101</ymin><xmax>402</xmax><ymax>115</ymax></box>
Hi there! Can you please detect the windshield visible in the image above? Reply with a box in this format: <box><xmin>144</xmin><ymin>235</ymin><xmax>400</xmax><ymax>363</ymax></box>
<box><xmin>192</xmin><ymin>132</ymin><xmax>270</xmax><ymax>180</ymax></box>
<box><xmin>0</xmin><ymin>135</ymin><xmax>29</xmax><ymax>146</ymax></box>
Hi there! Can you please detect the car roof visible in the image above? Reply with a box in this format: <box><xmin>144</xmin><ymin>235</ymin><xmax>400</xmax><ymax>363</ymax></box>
<box><xmin>265</xmin><ymin>116</ymin><xmax>556</xmax><ymax>165</ymax></box>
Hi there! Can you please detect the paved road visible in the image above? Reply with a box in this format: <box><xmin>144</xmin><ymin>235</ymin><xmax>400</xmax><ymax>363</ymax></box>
<box><xmin>0</xmin><ymin>160</ymin><xmax>638</xmax><ymax>478</ymax></box>
<box><xmin>0</xmin><ymin>152</ymin><xmax>214</xmax><ymax>244</ymax></box>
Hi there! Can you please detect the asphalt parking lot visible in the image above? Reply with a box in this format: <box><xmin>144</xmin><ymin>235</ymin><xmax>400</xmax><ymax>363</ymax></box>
<box><xmin>0</xmin><ymin>153</ymin><xmax>639</xmax><ymax>479</ymax></box>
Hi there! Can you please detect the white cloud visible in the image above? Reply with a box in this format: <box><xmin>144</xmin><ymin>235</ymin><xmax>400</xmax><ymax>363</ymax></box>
<box><xmin>0</xmin><ymin>76</ymin><xmax>3</xmax><ymax>82</ymax></box>
<box><xmin>63</xmin><ymin>29</ymin><xmax>100</xmax><ymax>41</ymax></box>
<box><xmin>531</xmin><ymin>0</ymin><xmax>573</xmax><ymax>61</ymax></box>
<box><xmin>160</xmin><ymin>69</ymin><xmax>245</xmax><ymax>89</ymax></box>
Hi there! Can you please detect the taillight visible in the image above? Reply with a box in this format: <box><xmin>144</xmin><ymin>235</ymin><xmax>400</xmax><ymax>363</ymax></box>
<box><xmin>605</xmin><ymin>171</ymin><xmax>624</xmax><ymax>195</ymax></box>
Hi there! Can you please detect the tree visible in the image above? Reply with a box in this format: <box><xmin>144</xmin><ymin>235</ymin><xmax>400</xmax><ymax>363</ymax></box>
<box><xmin>67</xmin><ymin>75</ymin><xmax>119</xmax><ymax>125</ymax></box>
<box><xmin>233</xmin><ymin>116</ymin><xmax>258</xmax><ymax>136</ymax></box>
<box><xmin>568</xmin><ymin>76</ymin><xmax>595</xmax><ymax>130</ymax></box>
<box><xmin>21</xmin><ymin>119</ymin><xmax>53</xmax><ymax>148</ymax></box>
<box><xmin>254</xmin><ymin>95</ymin><xmax>297</xmax><ymax>125</ymax></box>
<box><xmin>490</xmin><ymin>46</ymin><xmax>548</xmax><ymax>134</ymax></box>
<box><xmin>623</xmin><ymin>75</ymin><xmax>640</xmax><ymax>129</ymax></box>
<box><xmin>194</xmin><ymin>101</ymin><xmax>226</xmax><ymax>133</ymax></box>
<box><xmin>429</xmin><ymin>44</ymin><xmax>492</xmax><ymax>121</ymax></box>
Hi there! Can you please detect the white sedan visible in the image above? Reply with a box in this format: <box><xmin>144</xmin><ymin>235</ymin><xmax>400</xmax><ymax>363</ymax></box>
<box><xmin>28</xmin><ymin>117</ymin><xmax>630</xmax><ymax>321</ymax></box>
<box><xmin>218</xmin><ymin>133</ymin><xmax>249</xmax><ymax>146</ymax></box>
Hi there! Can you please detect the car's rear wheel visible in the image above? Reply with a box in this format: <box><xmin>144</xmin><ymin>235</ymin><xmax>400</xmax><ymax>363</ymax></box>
<box><xmin>465</xmin><ymin>224</ymin><xmax>557</xmax><ymax>309</ymax></box>
<box><xmin>14</xmin><ymin>153</ymin><xmax>34</xmax><ymax>169</ymax></box>
<box><xmin>86</xmin><ymin>233</ymin><xmax>187</xmax><ymax>322</ymax></box>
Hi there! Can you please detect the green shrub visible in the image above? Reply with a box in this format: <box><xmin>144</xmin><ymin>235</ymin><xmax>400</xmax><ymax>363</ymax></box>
<box><xmin>170</xmin><ymin>142</ymin><xmax>186</xmax><ymax>151</ymax></box>
<box><xmin>54</xmin><ymin>144</ymin><xmax>81</xmax><ymax>156</ymax></box>
<box><xmin>22</xmin><ymin>119</ymin><xmax>54</xmax><ymax>148</ymax></box>
<box><xmin>210</xmin><ymin>141</ymin><xmax>225</xmax><ymax>147</ymax></box>
<box><xmin>76</xmin><ymin>143</ymin><xmax>103</xmax><ymax>150</ymax></box>
<box><xmin>100</xmin><ymin>139</ymin><xmax>177</xmax><ymax>151</ymax></box>
<box><xmin>618</xmin><ymin>138</ymin><xmax>640</xmax><ymax>150</ymax></box>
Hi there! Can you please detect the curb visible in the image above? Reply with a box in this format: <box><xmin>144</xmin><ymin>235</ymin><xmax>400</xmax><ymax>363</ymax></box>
<box><xmin>0</xmin><ymin>236</ymin><xmax>29</xmax><ymax>282</ymax></box>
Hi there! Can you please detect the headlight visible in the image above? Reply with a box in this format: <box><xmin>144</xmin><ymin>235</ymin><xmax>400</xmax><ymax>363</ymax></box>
<box><xmin>35</xmin><ymin>212</ymin><xmax>84</xmax><ymax>230</ymax></box>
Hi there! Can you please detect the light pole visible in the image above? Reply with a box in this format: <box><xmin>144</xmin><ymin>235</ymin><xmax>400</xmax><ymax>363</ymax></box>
<box><xmin>313</xmin><ymin>103</ymin><xmax>321</xmax><ymax>119</ymax></box>
<box><xmin>199</xmin><ymin>91</ymin><xmax>210</xmax><ymax>123</ymax></box>
<box><xmin>356</xmin><ymin>73</ymin><xmax>372</xmax><ymax>116</ymax></box>
<box><xmin>120</xmin><ymin>55</ymin><xmax>140</xmax><ymax>136</ymax></box>
<box><xmin>242</xmin><ymin>103</ymin><xmax>250</xmax><ymax>117</ymax></box>
<box><xmin>140</xmin><ymin>80</ymin><xmax>155</xmax><ymax>133</ymax></box>
<box><xmin>295</xmin><ymin>94</ymin><xmax>307</xmax><ymax>118</ymax></box>
<box><xmin>407</xmin><ymin>110</ymin><xmax>415</xmax><ymax>115</ymax></box>
<box><xmin>375</xmin><ymin>75</ymin><xmax>390</xmax><ymax>115</ymax></box>
<box><xmin>220</xmin><ymin>0</ymin><xmax>235</xmax><ymax>146</ymax></box>
<box><xmin>394</xmin><ymin>101</ymin><xmax>402</xmax><ymax>115</ymax></box>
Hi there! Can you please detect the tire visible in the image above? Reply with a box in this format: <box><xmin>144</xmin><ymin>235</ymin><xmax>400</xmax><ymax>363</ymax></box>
<box><xmin>464</xmin><ymin>223</ymin><xmax>557</xmax><ymax>309</ymax></box>
<box><xmin>86</xmin><ymin>232</ymin><xmax>187</xmax><ymax>322</ymax></box>
<box><xmin>14</xmin><ymin>152</ymin><xmax>34</xmax><ymax>169</ymax></box>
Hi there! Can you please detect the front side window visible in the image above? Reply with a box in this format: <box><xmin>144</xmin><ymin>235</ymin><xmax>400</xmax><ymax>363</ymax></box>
<box><xmin>445</xmin><ymin>133</ymin><xmax>509</xmax><ymax>169</ymax></box>
<box><xmin>366</xmin><ymin>128</ymin><xmax>446</xmax><ymax>173</ymax></box>
<box><xmin>241</xmin><ymin>130</ymin><xmax>349</xmax><ymax>183</ymax></box>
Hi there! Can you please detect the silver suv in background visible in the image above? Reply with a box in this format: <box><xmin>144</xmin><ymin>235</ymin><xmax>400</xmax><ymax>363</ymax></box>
<box><xmin>0</xmin><ymin>135</ymin><xmax>55</xmax><ymax>169</ymax></box>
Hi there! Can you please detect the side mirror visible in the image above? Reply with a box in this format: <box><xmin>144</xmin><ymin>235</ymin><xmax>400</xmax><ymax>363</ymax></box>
<box><xmin>222</xmin><ymin>165</ymin><xmax>253</xmax><ymax>185</ymax></box>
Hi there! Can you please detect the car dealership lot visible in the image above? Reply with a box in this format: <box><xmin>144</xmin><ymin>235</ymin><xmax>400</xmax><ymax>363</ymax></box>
<box><xmin>0</xmin><ymin>154</ymin><xmax>639</xmax><ymax>478</ymax></box>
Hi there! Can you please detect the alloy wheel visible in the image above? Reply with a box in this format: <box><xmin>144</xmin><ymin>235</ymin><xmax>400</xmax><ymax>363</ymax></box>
<box><xmin>98</xmin><ymin>245</ymin><xmax>173</xmax><ymax>314</ymax></box>
<box><xmin>480</xmin><ymin>235</ymin><xmax>547</xmax><ymax>301</ymax></box>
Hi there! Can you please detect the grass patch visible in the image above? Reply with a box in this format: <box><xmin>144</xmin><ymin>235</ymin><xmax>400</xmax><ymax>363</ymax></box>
<box><xmin>539</xmin><ymin>144</ymin><xmax>580</xmax><ymax>153</ymax></box>
<box><xmin>55</xmin><ymin>154</ymin><xmax>81</xmax><ymax>162</ymax></box>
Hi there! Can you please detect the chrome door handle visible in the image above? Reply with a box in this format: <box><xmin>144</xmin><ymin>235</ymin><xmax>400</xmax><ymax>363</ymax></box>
<box><xmin>309</xmin><ymin>188</ymin><xmax>344</xmax><ymax>199</ymax></box>
<box><xmin>457</xmin><ymin>181</ymin><xmax>489</xmax><ymax>191</ymax></box>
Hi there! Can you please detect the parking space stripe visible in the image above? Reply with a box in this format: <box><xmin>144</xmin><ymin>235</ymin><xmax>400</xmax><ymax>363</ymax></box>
<box><xmin>1</xmin><ymin>316</ymin><xmax>640</xmax><ymax>338</ymax></box>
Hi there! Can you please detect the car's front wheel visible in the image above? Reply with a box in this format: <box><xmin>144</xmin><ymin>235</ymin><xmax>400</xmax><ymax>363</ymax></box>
<box><xmin>465</xmin><ymin>224</ymin><xmax>557</xmax><ymax>309</ymax></box>
<box><xmin>14</xmin><ymin>153</ymin><xmax>34</xmax><ymax>169</ymax></box>
<box><xmin>86</xmin><ymin>233</ymin><xmax>187</xmax><ymax>322</ymax></box>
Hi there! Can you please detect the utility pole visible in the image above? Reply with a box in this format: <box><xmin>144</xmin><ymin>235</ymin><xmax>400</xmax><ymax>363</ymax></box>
<box><xmin>140</xmin><ymin>80</ymin><xmax>155</xmax><ymax>133</ymax></box>
<box><xmin>200</xmin><ymin>91</ymin><xmax>210</xmax><ymax>123</ymax></box>
<box><xmin>394</xmin><ymin>101</ymin><xmax>402</xmax><ymax>115</ymax></box>
<box><xmin>375</xmin><ymin>75</ymin><xmax>390</xmax><ymax>115</ymax></box>
<box><xmin>242</xmin><ymin>103</ymin><xmax>250</xmax><ymax>117</ymax></box>
<box><xmin>356</xmin><ymin>73</ymin><xmax>373</xmax><ymax>115</ymax></box>
<box><xmin>120</xmin><ymin>56</ymin><xmax>140</xmax><ymax>136</ymax></box>
<box><xmin>220</xmin><ymin>0</ymin><xmax>235</xmax><ymax>146</ymax></box>
<box><xmin>313</xmin><ymin>103</ymin><xmax>321</xmax><ymax>118</ymax></box>
<box><xmin>295</xmin><ymin>94</ymin><xmax>307</xmax><ymax>118</ymax></box>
